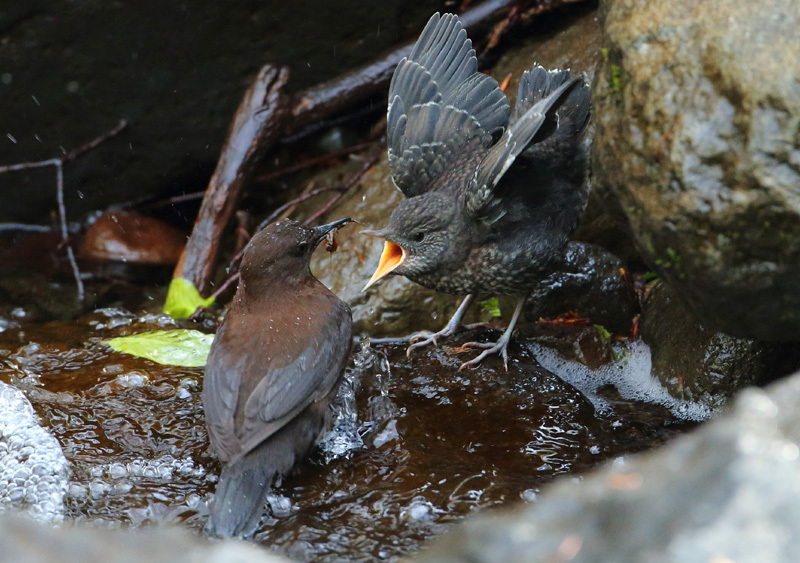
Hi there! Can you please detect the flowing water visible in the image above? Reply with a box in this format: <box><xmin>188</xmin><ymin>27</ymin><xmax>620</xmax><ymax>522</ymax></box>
<box><xmin>0</xmin><ymin>308</ymin><xmax>696</xmax><ymax>561</ymax></box>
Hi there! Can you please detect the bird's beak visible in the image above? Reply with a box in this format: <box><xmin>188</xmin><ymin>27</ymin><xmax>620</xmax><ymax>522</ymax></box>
<box><xmin>363</xmin><ymin>239</ymin><xmax>406</xmax><ymax>291</ymax></box>
<box><xmin>311</xmin><ymin>217</ymin><xmax>352</xmax><ymax>245</ymax></box>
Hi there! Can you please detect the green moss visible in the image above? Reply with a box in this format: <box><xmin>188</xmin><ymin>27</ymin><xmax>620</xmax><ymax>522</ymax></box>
<box><xmin>657</xmin><ymin>248</ymin><xmax>687</xmax><ymax>280</ymax></box>
<box><xmin>600</xmin><ymin>47</ymin><xmax>609</xmax><ymax>62</ymax></box>
<box><xmin>643</xmin><ymin>271</ymin><xmax>659</xmax><ymax>282</ymax></box>
<box><xmin>611</xmin><ymin>64</ymin><xmax>622</xmax><ymax>92</ymax></box>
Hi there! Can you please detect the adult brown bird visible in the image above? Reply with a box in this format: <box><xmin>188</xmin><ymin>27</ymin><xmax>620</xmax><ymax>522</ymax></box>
<box><xmin>363</xmin><ymin>13</ymin><xmax>591</xmax><ymax>369</ymax></box>
<box><xmin>203</xmin><ymin>217</ymin><xmax>353</xmax><ymax>539</ymax></box>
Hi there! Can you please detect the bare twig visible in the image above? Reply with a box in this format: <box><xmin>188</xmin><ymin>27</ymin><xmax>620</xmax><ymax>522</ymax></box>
<box><xmin>303</xmin><ymin>153</ymin><xmax>379</xmax><ymax>225</ymax></box>
<box><xmin>0</xmin><ymin>119</ymin><xmax>128</xmax><ymax>302</ymax></box>
<box><xmin>173</xmin><ymin>65</ymin><xmax>291</xmax><ymax>293</ymax></box>
<box><xmin>0</xmin><ymin>223</ymin><xmax>53</xmax><ymax>232</ymax></box>
<box><xmin>257</xmin><ymin>185</ymin><xmax>343</xmax><ymax>231</ymax></box>
<box><xmin>255</xmin><ymin>140</ymin><xmax>376</xmax><ymax>184</ymax></box>
<box><xmin>209</xmin><ymin>272</ymin><xmax>241</xmax><ymax>301</ymax></box>
<box><xmin>304</xmin><ymin>193</ymin><xmax>345</xmax><ymax>226</ymax></box>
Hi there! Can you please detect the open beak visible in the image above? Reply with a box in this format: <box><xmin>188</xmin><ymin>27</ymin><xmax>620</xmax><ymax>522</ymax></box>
<box><xmin>363</xmin><ymin>238</ymin><xmax>406</xmax><ymax>291</ymax></box>
<box><xmin>311</xmin><ymin>217</ymin><xmax>352</xmax><ymax>246</ymax></box>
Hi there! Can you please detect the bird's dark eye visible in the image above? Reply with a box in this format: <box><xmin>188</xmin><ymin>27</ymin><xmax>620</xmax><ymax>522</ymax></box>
<box><xmin>413</xmin><ymin>231</ymin><xmax>425</xmax><ymax>242</ymax></box>
<box><xmin>296</xmin><ymin>241</ymin><xmax>309</xmax><ymax>254</ymax></box>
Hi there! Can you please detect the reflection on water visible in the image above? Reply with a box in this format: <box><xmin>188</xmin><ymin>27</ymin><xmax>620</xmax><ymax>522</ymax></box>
<box><xmin>0</xmin><ymin>309</ymin><xmax>693</xmax><ymax>562</ymax></box>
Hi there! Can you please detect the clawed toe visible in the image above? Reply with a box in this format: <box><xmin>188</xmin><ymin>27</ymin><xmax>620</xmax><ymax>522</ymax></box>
<box><xmin>406</xmin><ymin>331</ymin><xmax>439</xmax><ymax>356</ymax></box>
<box><xmin>458</xmin><ymin>339</ymin><xmax>510</xmax><ymax>371</ymax></box>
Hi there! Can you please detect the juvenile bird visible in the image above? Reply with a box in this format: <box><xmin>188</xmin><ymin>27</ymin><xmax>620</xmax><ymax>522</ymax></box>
<box><xmin>363</xmin><ymin>12</ymin><xmax>591</xmax><ymax>369</ymax></box>
<box><xmin>203</xmin><ymin>218</ymin><xmax>353</xmax><ymax>539</ymax></box>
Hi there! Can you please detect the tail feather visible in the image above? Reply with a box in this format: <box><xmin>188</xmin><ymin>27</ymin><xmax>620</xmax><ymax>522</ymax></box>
<box><xmin>205</xmin><ymin>451</ymin><xmax>275</xmax><ymax>539</ymax></box>
<box><xmin>515</xmin><ymin>65</ymin><xmax>590</xmax><ymax>148</ymax></box>
<box><xmin>204</xmin><ymin>400</ymin><xmax>332</xmax><ymax>539</ymax></box>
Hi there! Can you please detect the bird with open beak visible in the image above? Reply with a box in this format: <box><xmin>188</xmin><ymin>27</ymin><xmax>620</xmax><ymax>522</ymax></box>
<box><xmin>363</xmin><ymin>13</ymin><xmax>591</xmax><ymax>370</ymax></box>
<box><xmin>203</xmin><ymin>217</ymin><xmax>353</xmax><ymax>539</ymax></box>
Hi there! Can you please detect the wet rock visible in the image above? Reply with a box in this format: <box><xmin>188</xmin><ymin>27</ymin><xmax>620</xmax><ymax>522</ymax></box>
<box><xmin>525</xmin><ymin>241</ymin><xmax>637</xmax><ymax>335</ymax></box>
<box><xmin>592</xmin><ymin>0</ymin><xmax>800</xmax><ymax>341</ymax></box>
<box><xmin>489</xmin><ymin>6</ymin><xmax>642</xmax><ymax>266</ymax></box>
<box><xmin>0</xmin><ymin>512</ymin><xmax>289</xmax><ymax>563</ymax></box>
<box><xmin>79</xmin><ymin>211</ymin><xmax>186</xmax><ymax>265</ymax></box>
<box><xmin>415</xmin><ymin>369</ymin><xmax>800</xmax><ymax>563</ymax></box>
<box><xmin>640</xmin><ymin>281</ymin><xmax>776</xmax><ymax>410</ymax></box>
<box><xmin>0</xmin><ymin>381</ymin><xmax>69</xmax><ymax>523</ymax></box>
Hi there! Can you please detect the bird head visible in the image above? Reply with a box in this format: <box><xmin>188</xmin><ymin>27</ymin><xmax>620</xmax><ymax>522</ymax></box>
<box><xmin>241</xmin><ymin>218</ymin><xmax>352</xmax><ymax>285</ymax></box>
<box><xmin>362</xmin><ymin>192</ymin><xmax>464</xmax><ymax>290</ymax></box>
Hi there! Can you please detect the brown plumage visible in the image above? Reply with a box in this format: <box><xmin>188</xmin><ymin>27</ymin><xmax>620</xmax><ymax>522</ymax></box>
<box><xmin>203</xmin><ymin>218</ymin><xmax>352</xmax><ymax>538</ymax></box>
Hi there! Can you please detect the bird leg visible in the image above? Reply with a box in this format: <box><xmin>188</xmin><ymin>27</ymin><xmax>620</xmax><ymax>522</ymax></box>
<box><xmin>459</xmin><ymin>295</ymin><xmax>527</xmax><ymax>371</ymax></box>
<box><xmin>406</xmin><ymin>294</ymin><xmax>475</xmax><ymax>356</ymax></box>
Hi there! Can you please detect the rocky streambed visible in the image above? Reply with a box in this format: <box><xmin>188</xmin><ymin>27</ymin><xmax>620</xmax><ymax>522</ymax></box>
<box><xmin>1</xmin><ymin>0</ymin><xmax>800</xmax><ymax>561</ymax></box>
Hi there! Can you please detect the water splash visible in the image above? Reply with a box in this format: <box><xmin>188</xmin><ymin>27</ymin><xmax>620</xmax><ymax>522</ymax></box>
<box><xmin>318</xmin><ymin>340</ymin><xmax>393</xmax><ymax>462</ymax></box>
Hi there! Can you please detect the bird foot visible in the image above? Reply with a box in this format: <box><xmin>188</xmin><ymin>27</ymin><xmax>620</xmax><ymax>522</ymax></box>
<box><xmin>458</xmin><ymin>337</ymin><xmax>510</xmax><ymax>371</ymax></box>
<box><xmin>406</xmin><ymin>326</ymin><xmax>458</xmax><ymax>357</ymax></box>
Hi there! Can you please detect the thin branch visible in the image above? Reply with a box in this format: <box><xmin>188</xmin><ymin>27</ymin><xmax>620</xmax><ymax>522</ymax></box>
<box><xmin>209</xmin><ymin>272</ymin><xmax>241</xmax><ymax>301</ymax></box>
<box><xmin>0</xmin><ymin>223</ymin><xmax>53</xmax><ymax>232</ymax></box>
<box><xmin>256</xmin><ymin>140</ymin><xmax>376</xmax><ymax>184</ymax></box>
<box><xmin>63</xmin><ymin>120</ymin><xmax>128</xmax><ymax>162</ymax></box>
<box><xmin>304</xmin><ymin>193</ymin><xmax>345</xmax><ymax>226</ymax></box>
<box><xmin>55</xmin><ymin>161</ymin><xmax>84</xmax><ymax>301</ymax></box>
<box><xmin>0</xmin><ymin>119</ymin><xmax>128</xmax><ymax>302</ymax></box>
<box><xmin>303</xmin><ymin>153</ymin><xmax>379</xmax><ymax>225</ymax></box>
<box><xmin>257</xmin><ymin>185</ymin><xmax>344</xmax><ymax>231</ymax></box>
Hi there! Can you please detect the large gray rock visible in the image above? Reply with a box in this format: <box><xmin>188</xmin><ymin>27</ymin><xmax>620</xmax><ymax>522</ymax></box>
<box><xmin>0</xmin><ymin>512</ymin><xmax>288</xmax><ymax>563</ymax></box>
<box><xmin>414</xmin><ymin>370</ymin><xmax>800</xmax><ymax>563</ymax></box>
<box><xmin>592</xmin><ymin>0</ymin><xmax>800</xmax><ymax>341</ymax></box>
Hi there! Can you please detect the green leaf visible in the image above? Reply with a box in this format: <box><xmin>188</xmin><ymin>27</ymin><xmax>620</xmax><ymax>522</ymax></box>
<box><xmin>480</xmin><ymin>297</ymin><xmax>502</xmax><ymax>319</ymax></box>
<box><xmin>642</xmin><ymin>271</ymin><xmax>659</xmax><ymax>282</ymax></box>
<box><xmin>163</xmin><ymin>277</ymin><xmax>215</xmax><ymax>319</ymax></box>
<box><xmin>594</xmin><ymin>324</ymin><xmax>612</xmax><ymax>343</ymax></box>
<box><xmin>107</xmin><ymin>329</ymin><xmax>214</xmax><ymax>367</ymax></box>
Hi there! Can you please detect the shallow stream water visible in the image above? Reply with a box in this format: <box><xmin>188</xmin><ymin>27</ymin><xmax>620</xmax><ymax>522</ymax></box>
<box><xmin>0</xmin><ymin>308</ymin><xmax>695</xmax><ymax>561</ymax></box>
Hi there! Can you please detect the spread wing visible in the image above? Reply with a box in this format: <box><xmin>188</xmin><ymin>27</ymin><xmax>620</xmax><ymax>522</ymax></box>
<box><xmin>465</xmin><ymin>68</ymin><xmax>585</xmax><ymax>221</ymax></box>
<box><xmin>387</xmin><ymin>12</ymin><xmax>510</xmax><ymax>197</ymax></box>
<box><xmin>203</xmin><ymin>294</ymin><xmax>352</xmax><ymax>463</ymax></box>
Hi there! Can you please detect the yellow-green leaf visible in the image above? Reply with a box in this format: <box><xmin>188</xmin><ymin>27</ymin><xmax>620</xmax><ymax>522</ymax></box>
<box><xmin>107</xmin><ymin>329</ymin><xmax>214</xmax><ymax>367</ymax></box>
<box><xmin>480</xmin><ymin>297</ymin><xmax>502</xmax><ymax>319</ymax></box>
<box><xmin>163</xmin><ymin>277</ymin><xmax>215</xmax><ymax>319</ymax></box>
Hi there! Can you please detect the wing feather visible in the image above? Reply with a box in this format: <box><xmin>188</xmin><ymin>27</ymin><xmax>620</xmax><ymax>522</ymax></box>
<box><xmin>387</xmin><ymin>13</ymin><xmax>510</xmax><ymax>197</ymax></box>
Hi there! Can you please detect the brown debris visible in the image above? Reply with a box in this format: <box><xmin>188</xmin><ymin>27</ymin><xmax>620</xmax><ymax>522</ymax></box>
<box><xmin>80</xmin><ymin>211</ymin><xmax>186</xmax><ymax>265</ymax></box>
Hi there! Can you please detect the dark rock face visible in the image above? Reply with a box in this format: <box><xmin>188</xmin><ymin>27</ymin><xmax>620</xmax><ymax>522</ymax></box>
<box><xmin>0</xmin><ymin>1</ymin><xmax>445</xmax><ymax>224</ymax></box>
<box><xmin>415</xmin><ymin>370</ymin><xmax>800</xmax><ymax>563</ymax></box>
<box><xmin>592</xmin><ymin>0</ymin><xmax>800</xmax><ymax>341</ymax></box>
<box><xmin>640</xmin><ymin>281</ymin><xmax>774</xmax><ymax>409</ymax></box>
<box><xmin>525</xmin><ymin>241</ymin><xmax>637</xmax><ymax>335</ymax></box>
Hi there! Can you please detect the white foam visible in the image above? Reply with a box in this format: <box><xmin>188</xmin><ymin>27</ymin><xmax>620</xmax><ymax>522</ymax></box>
<box><xmin>527</xmin><ymin>340</ymin><xmax>713</xmax><ymax>421</ymax></box>
<box><xmin>0</xmin><ymin>381</ymin><xmax>70</xmax><ymax>522</ymax></box>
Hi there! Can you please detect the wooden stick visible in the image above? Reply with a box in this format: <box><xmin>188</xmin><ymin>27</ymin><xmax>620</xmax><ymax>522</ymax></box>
<box><xmin>173</xmin><ymin>65</ymin><xmax>290</xmax><ymax>292</ymax></box>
